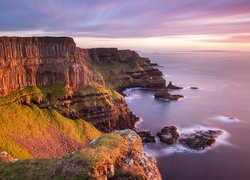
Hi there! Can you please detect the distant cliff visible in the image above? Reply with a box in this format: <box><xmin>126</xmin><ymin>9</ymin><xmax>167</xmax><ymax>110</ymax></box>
<box><xmin>0</xmin><ymin>37</ymin><xmax>104</xmax><ymax>96</ymax></box>
<box><xmin>88</xmin><ymin>48</ymin><xmax>166</xmax><ymax>90</ymax></box>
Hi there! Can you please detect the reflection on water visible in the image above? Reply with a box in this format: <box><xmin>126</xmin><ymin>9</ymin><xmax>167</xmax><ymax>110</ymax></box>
<box><xmin>124</xmin><ymin>52</ymin><xmax>250</xmax><ymax>180</ymax></box>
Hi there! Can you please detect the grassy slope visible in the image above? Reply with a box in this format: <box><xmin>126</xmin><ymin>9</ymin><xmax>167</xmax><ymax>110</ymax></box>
<box><xmin>0</xmin><ymin>85</ymin><xmax>101</xmax><ymax>159</ymax></box>
<box><xmin>0</xmin><ymin>130</ymin><xmax>142</xmax><ymax>179</ymax></box>
<box><xmin>93</xmin><ymin>61</ymin><xmax>139</xmax><ymax>89</ymax></box>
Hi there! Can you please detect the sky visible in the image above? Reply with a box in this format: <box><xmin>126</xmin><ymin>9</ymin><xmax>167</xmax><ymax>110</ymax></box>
<box><xmin>0</xmin><ymin>0</ymin><xmax>250</xmax><ymax>52</ymax></box>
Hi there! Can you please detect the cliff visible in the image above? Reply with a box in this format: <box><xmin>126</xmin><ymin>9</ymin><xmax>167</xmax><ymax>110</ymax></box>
<box><xmin>88</xmin><ymin>48</ymin><xmax>166</xmax><ymax>90</ymax></box>
<box><xmin>0</xmin><ymin>37</ymin><xmax>104</xmax><ymax>96</ymax></box>
<box><xmin>0</xmin><ymin>130</ymin><xmax>161</xmax><ymax>179</ymax></box>
<box><xmin>0</xmin><ymin>37</ymin><xmax>163</xmax><ymax>179</ymax></box>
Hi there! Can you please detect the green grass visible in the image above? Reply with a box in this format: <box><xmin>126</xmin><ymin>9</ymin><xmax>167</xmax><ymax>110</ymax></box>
<box><xmin>0</xmin><ymin>131</ymin><xmax>137</xmax><ymax>179</ymax></box>
<box><xmin>0</xmin><ymin>85</ymin><xmax>102</xmax><ymax>159</ymax></box>
<box><xmin>74</xmin><ymin>85</ymin><xmax>123</xmax><ymax>109</ymax></box>
<box><xmin>93</xmin><ymin>61</ymin><xmax>139</xmax><ymax>89</ymax></box>
<box><xmin>0</xmin><ymin>158</ymin><xmax>59</xmax><ymax>179</ymax></box>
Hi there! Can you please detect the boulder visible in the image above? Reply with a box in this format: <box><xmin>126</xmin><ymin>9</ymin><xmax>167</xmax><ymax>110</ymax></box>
<box><xmin>136</xmin><ymin>131</ymin><xmax>156</xmax><ymax>144</ymax></box>
<box><xmin>157</xmin><ymin>126</ymin><xmax>179</xmax><ymax>144</ymax></box>
<box><xmin>179</xmin><ymin>130</ymin><xmax>223</xmax><ymax>150</ymax></box>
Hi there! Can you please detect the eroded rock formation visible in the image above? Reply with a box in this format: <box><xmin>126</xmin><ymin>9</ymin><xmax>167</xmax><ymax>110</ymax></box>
<box><xmin>0</xmin><ymin>37</ymin><xmax>104</xmax><ymax>96</ymax></box>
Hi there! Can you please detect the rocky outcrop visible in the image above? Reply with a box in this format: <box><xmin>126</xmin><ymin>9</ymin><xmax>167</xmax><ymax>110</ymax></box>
<box><xmin>166</xmin><ymin>81</ymin><xmax>183</xmax><ymax>90</ymax></box>
<box><xmin>154</xmin><ymin>89</ymin><xmax>184</xmax><ymax>100</ymax></box>
<box><xmin>157</xmin><ymin>126</ymin><xmax>179</xmax><ymax>144</ymax></box>
<box><xmin>136</xmin><ymin>131</ymin><xmax>156</xmax><ymax>144</ymax></box>
<box><xmin>179</xmin><ymin>130</ymin><xmax>223</xmax><ymax>150</ymax></box>
<box><xmin>88</xmin><ymin>48</ymin><xmax>166</xmax><ymax>90</ymax></box>
<box><xmin>0</xmin><ymin>37</ymin><xmax>104</xmax><ymax>96</ymax></box>
<box><xmin>52</xmin><ymin>90</ymin><xmax>139</xmax><ymax>133</ymax></box>
<box><xmin>0</xmin><ymin>130</ymin><xmax>162</xmax><ymax>179</ymax></box>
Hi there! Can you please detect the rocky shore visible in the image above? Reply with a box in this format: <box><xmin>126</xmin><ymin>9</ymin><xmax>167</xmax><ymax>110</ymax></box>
<box><xmin>137</xmin><ymin>125</ymin><xmax>224</xmax><ymax>150</ymax></box>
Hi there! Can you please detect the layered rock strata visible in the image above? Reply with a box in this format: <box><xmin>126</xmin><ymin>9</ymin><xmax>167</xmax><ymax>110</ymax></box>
<box><xmin>0</xmin><ymin>37</ymin><xmax>104</xmax><ymax>96</ymax></box>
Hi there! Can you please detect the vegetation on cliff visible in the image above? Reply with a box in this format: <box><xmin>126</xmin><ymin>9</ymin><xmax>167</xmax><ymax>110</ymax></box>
<box><xmin>89</xmin><ymin>48</ymin><xmax>166</xmax><ymax>90</ymax></box>
<box><xmin>0</xmin><ymin>85</ymin><xmax>101</xmax><ymax>159</ymax></box>
<box><xmin>0</xmin><ymin>130</ymin><xmax>161</xmax><ymax>179</ymax></box>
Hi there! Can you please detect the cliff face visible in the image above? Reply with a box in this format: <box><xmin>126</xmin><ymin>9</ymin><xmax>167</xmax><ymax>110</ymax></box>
<box><xmin>0</xmin><ymin>37</ymin><xmax>104</xmax><ymax>96</ymax></box>
<box><xmin>0</xmin><ymin>37</ymin><xmax>165</xmax><ymax>133</ymax></box>
<box><xmin>88</xmin><ymin>48</ymin><xmax>166</xmax><ymax>90</ymax></box>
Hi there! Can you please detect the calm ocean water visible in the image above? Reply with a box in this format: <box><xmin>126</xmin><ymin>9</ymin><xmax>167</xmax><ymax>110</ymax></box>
<box><xmin>124</xmin><ymin>52</ymin><xmax>250</xmax><ymax>180</ymax></box>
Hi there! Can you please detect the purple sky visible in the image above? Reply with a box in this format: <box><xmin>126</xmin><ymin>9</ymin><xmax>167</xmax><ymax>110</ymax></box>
<box><xmin>0</xmin><ymin>0</ymin><xmax>250</xmax><ymax>51</ymax></box>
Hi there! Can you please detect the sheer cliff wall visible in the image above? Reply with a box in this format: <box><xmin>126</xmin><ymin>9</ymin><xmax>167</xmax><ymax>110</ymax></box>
<box><xmin>0</xmin><ymin>37</ymin><xmax>104</xmax><ymax>96</ymax></box>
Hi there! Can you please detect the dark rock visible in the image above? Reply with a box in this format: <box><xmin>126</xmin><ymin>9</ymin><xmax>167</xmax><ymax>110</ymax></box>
<box><xmin>179</xmin><ymin>130</ymin><xmax>223</xmax><ymax>150</ymax></box>
<box><xmin>190</xmin><ymin>87</ymin><xmax>199</xmax><ymax>90</ymax></box>
<box><xmin>136</xmin><ymin>131</ymin><xmax>156</xmax><ymax>144</ymax></box>
<box><xmin>167</xmin><ymin>81</ymin><xmax>183</xmax><ymax>90</ymax></box>
<box><xmin>157</xmin><ymin>126</ymin><xmax>179</xmax><ymax>144</ymax></box>
<box><xmin>154</xmin><ymin>89</ymin><xmax>184</xmax><ymax>100</ymax></box>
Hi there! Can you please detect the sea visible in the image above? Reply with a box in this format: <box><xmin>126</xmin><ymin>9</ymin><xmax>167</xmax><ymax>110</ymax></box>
<box><xmin>124</xmin><ymin>51</ymin><xmax>250</xmax><ymax>180</ymax></box>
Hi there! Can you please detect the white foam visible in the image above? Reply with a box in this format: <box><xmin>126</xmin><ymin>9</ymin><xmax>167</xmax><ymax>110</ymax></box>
<box><xmin>144</xmin><ymin>125</ymin><xmax>231</xmax><ymax>157</ymax></box>
<box><xmin>124</xmin><ymin>93</ymin><xmax>142</xmax><ymax>101</ymax></box>
<box><xmin>135</xmin><ymin>117</ymin><xmax>144</xmax><ymax>129</ymax></box>
<box><xmin>212</xmin><ymin>115</ymin><xmax>240</xmax><ymax>123</ymax></box>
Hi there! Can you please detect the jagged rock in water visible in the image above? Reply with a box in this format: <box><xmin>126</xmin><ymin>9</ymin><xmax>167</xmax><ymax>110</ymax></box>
<box><xmin>136</xmin><ymin>130</ymin><xmax>156</xmax><ymax>144</ymax></box>
<box><xmin>179</xmin><ymin>130</ymin><xmax>223</xmax><ymax>150</ymax></box>
<box><xmin>167</xmin><ymin>81</ymin><xmax>183</xmax><ymax>90</ymax></box>
<box><xmin>0</xmin><ymin>37</ymin><xmax>104</xmax><ymax>96</ymax></box>
<box><xmin>190</xmin><ymin>87</ymin><xmax>199</xmax><ymax>90</ymax></box>
<box><xmin>157</xmin><ymin>126</ymin><xmax>180</xmax><ymax>144</ymax></box>
<box><xmin>154</xmin><ymin>89</ymin><xmax>184</xmax><ymax>100</ymax></box>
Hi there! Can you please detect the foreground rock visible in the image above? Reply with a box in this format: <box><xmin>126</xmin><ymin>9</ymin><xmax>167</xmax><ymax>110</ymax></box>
<box><xmin>136</xmin><ymin>130</ymin><xmax>156</xmax><ymax>144</ymax></box>
<box><xmin>0</xmin><ymin>130</ymin><xmax>162</xmax><ymax>180</ymax></box>
<box><xmin>157</xmin><ymin>126</ymin><xmax>179</xmax><ymax>144</ymax></box>
<box><xmin>154</xmin><ymin>89</ymin><xmax>184</xmax><ymax>100</ymax></box>
<box><xmin>179</xmin><ymin>130</ymin><xmax>223</xmax><ymax>150</ymax></box>
<box><xmin>0</xmin><ymin>152</ymin><xmax>16</xmax><ymax>163</ymax></box>
<box><xmin>167</xmin><ymin>81</ymin><xmax>183</xmax><ymax>90</ymax></box>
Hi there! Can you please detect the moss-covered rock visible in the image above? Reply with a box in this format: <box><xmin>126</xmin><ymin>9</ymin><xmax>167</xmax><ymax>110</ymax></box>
<box><xmin>0</xmin><ymin>130</ymin><xmax>162</xmax><ymax>180</ymax></box>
